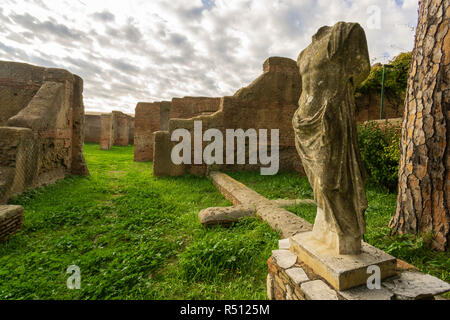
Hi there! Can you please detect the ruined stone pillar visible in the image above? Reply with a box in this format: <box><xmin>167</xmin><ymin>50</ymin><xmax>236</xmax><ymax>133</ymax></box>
<box><xmin>100</xmin><ymin>113</ymin><xmax>113</xmax><ymax>150</ymax></box>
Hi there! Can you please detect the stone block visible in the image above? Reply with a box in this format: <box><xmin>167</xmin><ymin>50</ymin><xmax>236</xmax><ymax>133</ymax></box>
<box><xmin>272</xmin><ymin>250</ymin><xmax>297</xmax><ymax>269</ymax></box>
<box><xmin>301</xmin><ymin>280</ymin><xmax>339</xmax><ymax>300</ymax></box>
<box><xmin>278</xmin><ymin>238</ymin><xmax>290</xmax><ymax>250</ymax></box>
<box><xmin>285</xmin><ymin>267</ymin><xmax>309</xmax><ymax>285</ymax></box>
<box><xmin>198</xmin><ymin>205</ymin><xmax>255</xmax><ymax>226</ymax></box>
<box><xmin>339</xmin><ymin>285</ymin><xmax>394</xmax><ymax>300</ymax></box>
<box><xmin>290</xmin><ymin>232</ymin><xmax>397</xmax><ymax>291</ymax></box>
<box><xmin>383</xmin><ymin>271</ymin><xmax>450</xmax><ymax>300</ymax></box>
<box><xmin>0</xmin><ymin>205</ymin><xmax>24</xmax><ymax>241</ymax></box>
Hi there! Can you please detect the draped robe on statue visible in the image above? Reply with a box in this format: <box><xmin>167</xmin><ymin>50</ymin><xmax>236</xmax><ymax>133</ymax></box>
<box><xmin>293</xmin><ymin>22</ymin><xmax>371</xmax><ymax>254</ymax></box>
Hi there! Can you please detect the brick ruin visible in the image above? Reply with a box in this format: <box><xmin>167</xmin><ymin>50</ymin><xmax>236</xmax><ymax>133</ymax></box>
<box><xmin>99</xmin><ymin>111</ymin><xmax>134</xmax><ymax>150</ymax></box>
<box><xmin>134</xmin><ymin>101</ymin><xmax>170</xmax><ymax>162</ymax></box>
<box><xmin>153</xmin><ymin>57</ymin><xmax>303</xmax><ymax>176</ymax></box>
<box><xmin>134</xmin><ymin>98</ymin><xmax>220</xmax><ymax>162</ymax></box>
<box><xmin>131</xmin><ymin>59</ymin><xmax>402</xmax><ymax>177</ymax></box>
<box><xmin>170</xmin><ymin>97</ymin><xmax>222</xmax><ymax>119</ymax></box>
<box><xmin>355</xmin><ymin>93</ymin><xmax>404</xmax><ymax>123</ymax></box>
<box><xmin>0</xmin><ymin>61</ymin><xmax>89</xmax><ymax>204</ymax></box>
<box><xmin>84</xmin><ymin>112</ymin><xmax>101</xmax><ymax>143</ymax></box>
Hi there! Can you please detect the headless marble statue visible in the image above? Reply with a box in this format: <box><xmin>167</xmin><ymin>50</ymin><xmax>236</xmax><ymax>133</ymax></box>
<box><xmin>293</xmin><ymin>22</ymin><xmax>371</xmax><ymax>255</ymax></box>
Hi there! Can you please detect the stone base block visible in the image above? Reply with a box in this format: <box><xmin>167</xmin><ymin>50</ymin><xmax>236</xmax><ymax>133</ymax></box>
<box><xmin>290</xmin><ymin>232</ymin><xmax>397</xmax><ymax>291</ymax></box>
<box><xmin>0</xmin><ymin>205</ymin><xmax>24</xmax><ymax>241</ymax></box>
<box><xmin>268</xmin><ymin>247</ymin><xmax>450</xmax><ymax>300</ymax></box>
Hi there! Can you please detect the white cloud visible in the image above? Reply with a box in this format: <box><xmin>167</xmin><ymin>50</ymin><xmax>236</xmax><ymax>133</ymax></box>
<box><xmin>0</xmin><ymin>0</ymin><xmax>418</xmax><ymax>114</ymax></box>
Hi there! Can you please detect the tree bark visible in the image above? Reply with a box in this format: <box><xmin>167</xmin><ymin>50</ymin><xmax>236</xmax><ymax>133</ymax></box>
<box><xmin>389</xmin><ymin>0</ymin><xmax>450</xmax><ymax>251</ymax></box>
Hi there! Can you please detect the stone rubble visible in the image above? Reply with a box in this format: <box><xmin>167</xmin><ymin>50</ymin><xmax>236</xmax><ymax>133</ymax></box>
<box><xmin>0</xmin><ymin>205</ymin><xmax>24</xmax><ymax>241</ymax></box>
<box><xmin>383</xmin><ymin>271</ymin><xmax>450</xmax><ymax>300</ymax></box>
<box><xmin>272</xmin><ymin>250</ymin><xmax>297</xmax><ymax>269</ymax></box>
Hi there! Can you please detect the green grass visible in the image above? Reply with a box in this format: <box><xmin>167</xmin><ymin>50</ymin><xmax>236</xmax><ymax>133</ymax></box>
<box><xmin>1</xmin><ymin>145</ymin><xmax>448</xmax><ymax>299</ymax></box>
<box><xmin>227</xmin><ymin>171</ymin><xmax>450</xmax><ymax>291</ymax></box>
<box><xmin>0</xmin><ymin>144</ymin><xmax>278</xmax><ymax>300</ymax></box>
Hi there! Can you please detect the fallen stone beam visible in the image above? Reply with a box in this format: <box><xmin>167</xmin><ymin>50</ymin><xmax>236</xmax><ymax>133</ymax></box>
<box><xmin>198</xmin><ymin>198</ymin><xmax>316</xmax><ymax>226</ymax></box>
<box><xmin>198</xmin><ymin>205</ymin><xmax>255</xmax><ymax>226</ymax></box>
<box><xmin>207</xmin><ymin>171</ymin><xmax>313</xmax><ymax>237</ymax></box>
<box><xmin>272</xmin><ymin>199</ymin><xmax>316</xmax><ymax>207</ymax></box>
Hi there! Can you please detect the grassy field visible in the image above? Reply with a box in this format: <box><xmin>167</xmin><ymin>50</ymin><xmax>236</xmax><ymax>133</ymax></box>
<box><xmin>0</xmin><ymin>144</ymin><xmax>448</xmax><ymax>299</ymax></box>
<box><xmin>0</xmin><ymin>144</ymin><xmax>278</xmax><ymax>300</ymax></box>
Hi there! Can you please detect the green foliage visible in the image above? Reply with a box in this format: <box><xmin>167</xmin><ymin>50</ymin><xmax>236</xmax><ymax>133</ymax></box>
<box><xmin>227</xmin><ymin>171</ymin><xmax>313</xmax><ymax>200</ymax></box>
<box><xmin>179</xmin><ymin>218</ymin><xmax>278</xmax><ymax>282</ymax></box>
<box><xmin>2</xmin><ymin>145</ymin><xmax>448</xmax><ymax>299</ymax></box>
<box><xmin>0</xmin><ymin>144</ymin><xmax>277</xmax><ymax>300</ymax></box>
<box><xmin>357</xmin><ymin>52</ymin><xmax>412</xmax><ymax>103</ymax></box>
<box><xmin>358</xmin><ymin>121</ymin><xmax>401</xmax><ymax>191</ymax></box>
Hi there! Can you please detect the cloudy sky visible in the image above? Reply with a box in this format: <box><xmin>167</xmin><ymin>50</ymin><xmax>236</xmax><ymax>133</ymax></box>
<box><xmin>0</xmin><ymin>0</ymin><xmax>418</xmax><ymax>114</ymax></box>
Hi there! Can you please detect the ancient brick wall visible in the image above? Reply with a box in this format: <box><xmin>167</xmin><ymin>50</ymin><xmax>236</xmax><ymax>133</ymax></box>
<box><xmin>100</xmin><ymin>113</ymin><xmax>113</xmax><ymax>150</ymax></box>
<box><xmin>0</xmin><ymin>61</ymin><xmax>89</xmax><ymax>204</ymax></box>
<box><xmin>84</xmin><ymin>113</ymin><xmax>101</xmax><ymax>143</ymax></box>
<box><xmin>134</xmin><ymin>101</ymin><xmax>170</xmax><ymax>162</ymax></box>
<box><xmin>86</xmin><ymin>112</ymin><xmax>134</xmax><ymax>146</ymax></box>
<box><xmin>128</xmin><ymin>114</ymin><xmax>135</xmax><ymax>145</ymax></box>
<box><xmin>0</xmin><ymin>62</ymin><xmax>45</xmax><ymax>126</ymax></box>
<box><xmin>99</xmin><ymin>111</ymin><xmax>134</xmax><ymax>150</ymax></box>
<box><xmin>170</xmin><ymin>97</ymin><xmax>221</xmax><ymax>119</ymax></box>
<box><xmin>134</xmin><ymin>98</ymin><xmax>219</xmax><ymax>163</ymax></box>
<box><xmin>355</xmin><ymin>93</ymin><xmax>404</xmax><ymax>123</ymax></box>
<box><xmin>70</xmin><ymin>75</ymin><xmax>89</xmax><ymax>176</ymax></box>
<box><xmin>112</xmin><ymin>111</ymin><xmax>130</xmax><ymax>146</ymax></box>
<box><xmin>154</xmin><ymin>57</ymin><xmax>303</xmax><ymax>176</ymax></box>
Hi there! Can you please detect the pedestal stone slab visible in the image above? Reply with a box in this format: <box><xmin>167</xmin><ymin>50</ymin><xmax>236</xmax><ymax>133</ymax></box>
<box><xmin>339</xmin><ymin>285</ymin><xmax>394</xmax><ymax>300</ymax></box>
<box><xmin>382</xmin><ymin>271</ymin><xmax>450</xmax><ymax>300</ymax></box>
<box><xmin>272</xmin><ymin>250</ymin><xmax>297</xmax><ymax>269</ymax></box>
<box><xmin>278</xmin><ymin>238</ymin><xmax>290</xmax><ymax>250</ymax></box>
<box><xmin>290</xmin><ymin>232</ymin><xmax>397</xmax><ymax>291</ymax></box>
<box><xmin>286</xmin><ymin>267</ymin><xmax>309</xmax><ymax>285</ymax></box>
<box><xmin>301</xmin><ymin>280</ymin><xmax>339</xmax><ymax>300</ymax></box>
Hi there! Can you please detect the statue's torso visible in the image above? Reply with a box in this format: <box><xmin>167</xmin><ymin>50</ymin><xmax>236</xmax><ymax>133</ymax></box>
<box><xmin>296</xmin><ymin>34</ymin><xmax>345</xmax><ymax>120</ymax></box>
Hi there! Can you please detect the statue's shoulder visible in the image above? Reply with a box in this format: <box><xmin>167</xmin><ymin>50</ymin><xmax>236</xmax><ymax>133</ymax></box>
<box><xmin>327</xmin><ymin>22</ymin><xmax>365</xmax><ymax>59</ymax></box>
<box><xmin>297</xmin><ymin>48</ymin><xmax>307</xmax><ymax>66</ymax></box>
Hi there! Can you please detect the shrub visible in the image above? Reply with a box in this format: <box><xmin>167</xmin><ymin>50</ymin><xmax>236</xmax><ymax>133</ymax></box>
<box><xmin>357</xmin><ymin>121</ymin><xmax>401</xmax><ymax>192</ymax></box>
<box><xmin>357</xmin><ymin>52</ymin><xmax>412</xmax><ymax>103</ymax></box>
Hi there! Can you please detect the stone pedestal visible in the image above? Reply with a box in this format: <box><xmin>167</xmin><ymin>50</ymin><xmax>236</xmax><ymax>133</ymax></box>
<box><xmin>267</xmin><ymin>238</ymin><xmax>450</xmax><ymax>300</ymax></box>
<box><xmin>290</xmin><ymin>232</ymin><xmax>397</xmax><ymax>291</ymax></box>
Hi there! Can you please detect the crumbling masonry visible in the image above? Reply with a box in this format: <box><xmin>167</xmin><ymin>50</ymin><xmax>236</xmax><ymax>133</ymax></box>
<box><xmin>0</xmin><ymin>61</ymin><xmax>89</xmax><ymax>204</ymax></box>
<box><xmin>134</xmin><ymin>98</ymin><xmax>221</xmax><ymax>162</ymax></box>
<box><xmin>99</xmin><ymin>111</ymin><xmax>134</xmax><ymax>150</ymax></box>
<box><xmin>152</xmin><ymin>57</ymin><xmax>303</xmax><ymax>176</ymax></box>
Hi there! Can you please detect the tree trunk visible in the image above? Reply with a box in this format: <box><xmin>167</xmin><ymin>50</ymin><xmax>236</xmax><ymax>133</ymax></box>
<box><xmin>389</xmin><ymin>0</ymin><xmax>450</xmax><ymax>251</ymax></box>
